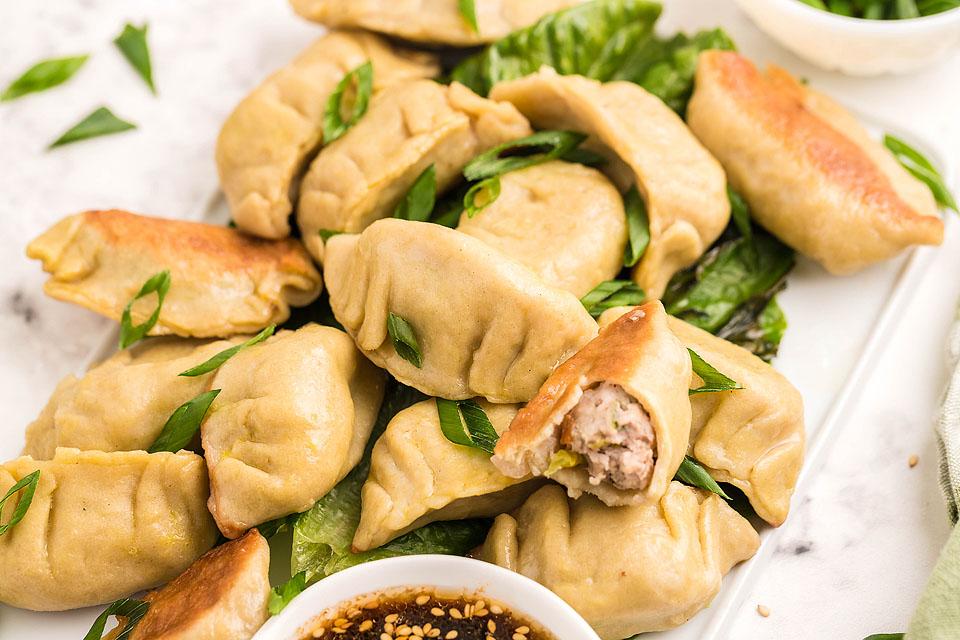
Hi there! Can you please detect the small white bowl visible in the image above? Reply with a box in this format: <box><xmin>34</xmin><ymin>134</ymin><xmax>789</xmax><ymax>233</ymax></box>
<box><xmin>253</xmin><ymin>555</ymin><xmax>600</xmax><ymax>640</ymax></box>
<box><xmin>734</xmin><ymin>0</ymin><xmax>960</xmax><ymax>76</ymax></box>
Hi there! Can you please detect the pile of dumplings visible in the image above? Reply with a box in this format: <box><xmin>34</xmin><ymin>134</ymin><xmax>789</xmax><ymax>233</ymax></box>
<box><xmin>1</xmin><ymin>1</ymin><xmax>947</xmax><ymax>639</ymax></box>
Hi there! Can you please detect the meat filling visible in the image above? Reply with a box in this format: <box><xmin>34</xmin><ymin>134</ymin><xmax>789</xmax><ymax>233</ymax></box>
<box><xmin>559</xmin><ymin>382</ymin><xmax>656</xmax><ymax>491</ymax></box>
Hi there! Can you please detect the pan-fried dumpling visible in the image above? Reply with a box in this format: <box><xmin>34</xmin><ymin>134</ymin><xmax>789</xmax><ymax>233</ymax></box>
<box><xmin>354</xmin><ymin>399</ymin><xmax>542</xmax><ymax>551</ymax></box>
<box><xmin>324</xmin><ymin>219</ymin><xmax>598</xmax><ymax>403</ymax></box>
<box><xmin>216</xmin><ymin>30</ymin><xmax>438</xmax><ymax>239</ymax></box>
<box><xmin>490</xmin><ymin>68</ymin><xmax>729</xmax><ymax>298</ymax></box>
<box><xmin>289</xmin><ymin>0</ymin><xmax>584</xmax><ymax>46</ymax></box>
<box><xmin>456</xmin><ymin>160</ymin><xmax>627</xmax><ymax>297</ymax></box>
<box><xmin>114</xmin><ymin>530</ymin><xmax>270</xmax><ymax>640</ymax></box>
<box><xmin>0</xmin><ymin>448</ymin><xmax>218</xmax><ymax>611</ymax></box>
<box><xmin>599</xmin><ymin>306</ymin><xmax>804</xmax><ymax>525</ymax></box>
<box><xmin>297</xmin><ymin>80</ymin><xmax>532</xmax><ymax>262</ymax></box>
<box><xmin>27</xmin><ymin>210</ymin><xmax>322</xmax><ymax>338</ymax></box>
<box><xmin>687</xmin><ymin>51</ymin><xmax>943</xmax><ymax>274</ymax></box>
<box><xmin>493</xmin><ymin>301</ymin><xmax>691</xmax><ymax>506</ymax></box>
<box><xmin>24</xmin><ymin>337</ymin><xmax>241</xmax><ymax>459</ymax></box>
<box><xmin>478</xmin><ymin>483</ymin><xmax>759</xmax><ymax>639</ymax></box>
<box><xmin>203</xmin><ymin>324</ymin><xmax>386</xmax><ymax>538</ymax></box>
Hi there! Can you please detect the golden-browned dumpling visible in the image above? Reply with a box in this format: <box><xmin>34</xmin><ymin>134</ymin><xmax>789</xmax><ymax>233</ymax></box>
<box><xmin>115</xmin><ymin>530</ymin><xmax>270</xmax><ymax>640</ymax></box>
<box><xmin>0</xmin><ymin>448</ymin><xmax>218</xmax><ymax>611</ymax></box>
<box><xmin>203</xmin><ymin>324</ymin><xmax>385</xmax><ymax>538</ymax></box>
<box><xmin>490</xmin><ymin>68</ymin><xmax>729</xmax><ymax>298</ymax></box>
<box><xmin>354</xmin><ymin>399</ymin><xmax>542</xmax><ymax>551</ymax></box>
<box><xmin>297</xmin><ymin>80</ymin><xmax>532</xmax><ymax>262</ymax></box>
<box><xmin>26</xmin><ymin>210</ymin><xmax>322</xmax><ymax>338</ymax></box>
<box><xmin>324</xmin><ymin>219</ymin><xmax>598</xmax><ymax>403</ymax></box>
<box><xmin>493</xmin><ymin>301</ymin><xmax>690</xmax><ymax>506</ymax></box>
<box><xmin>23</xmin><ymin>337</ymin><xmax>241</xmax><ymax>459</ymax></box>
<box><xmin>687</xmin><ymin>51</ymin><xmax>943</xmax><ymax>274</ymax></box>
<box><xmin>289</xmin><ymin>0</ymin><xmax>583</xmax><ymax>46</ymax></box>
<box><xmin>479</xmin><ymin>483</ymin><xmax>759</xmax><ymax>639</ymax></box>
<box><xmin>216</xmin><ymin>30</ymin><xmax>438</xmax><ymax>239</ymax></box>
<box><xmin>456</xmin><ymin>161</ymin><xmax>627</xmax><ymax>297</ymax></box>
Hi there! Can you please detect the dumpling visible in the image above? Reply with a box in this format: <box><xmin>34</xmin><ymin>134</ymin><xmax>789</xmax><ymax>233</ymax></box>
<box><xmin>687</xmin><ymin>51</ymin><xmax>943</xmax><ymax>274</ymax></box>
<box><xmin>216</xmin><ymin>30</ymin><xmax>438</xmax><ymax>239</ymax></box>
<box><xmin>0</xmin><ymin>448</ymin><xmax>218</xmax><ymax>611</ymax></box>
<box><xmin>24</xmin><ymin>337</ymin><xmax>241</xmax><ymax>459</ymax></box>
<box><xmin>289</xmin><ymin>0</ymin><xmax>584</xmax><ymax>46</ymax></box>
<box><xmin>297</xmin><ymin>80</ymin><xmax>532</xmax><ymax>262</ymax></box>
<box><xmin>115</xmin><ymin>530</ymin><xmax>270</xmax><ymax>640</ymax></box>
<box><xmin>490</xmin><ymin>67</ymin><xmax>730</xmax><ymax>298</ymax></box>
<box><xmin>479</xmin><ymin>483</ymin><xmax>759</xmax><ymax>638</ymax></box>
<box><xmin>203</xmin><ymin>323</ymin><xmax>386</xmax><ymax>538</ymax></box>
<box><xmin>456</xmin><ymin>160</ymin><xmax>627</xmax><ymax>297</ymax></box>
<box><xmin>493</xmin><ymin>301</ymin><xmax>691</xmax><ymax>506</ymax></box>
<box><xmin>599</xmin><ymin>306</ymin><xmax>804</xmax><ymax>525</ymax></box>
<box><xmin>354</xmin><ymin>399</ymin><xmax>542</xmax><ymax>551</ymax></box>
<box><xmin>324</xmin><ymin>218</ymin><xmax>598</xmax><ymax>403</ymax></box>
<box><xmin>27</xmin><ymin>210</ymin><xmax>322</xmax><ymax>338</ymax></box>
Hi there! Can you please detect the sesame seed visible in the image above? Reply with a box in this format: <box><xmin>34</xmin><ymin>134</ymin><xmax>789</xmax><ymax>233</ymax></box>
<box><xmin>475</xmin><ymin>608</ymin><xmax>489</xmax><ymax>617</ymax></box>
<box><xmin>386</xmin><ymin>614</ymin><xmax>399</xmax><ymax>623</ymax></box>
<box><xmin>757</xmin><ymin>604</ymin><xmax>771</xmax><ymax>617</ymax></box>
<box><xmin>332</xmin><ymin>628</ymin><xmax>345</xmax><ymax>635</ymax></box>
<box><xmin>427</xmin><ymin>630</ymin><xmax>440</xmax><ymax>638</ymax></box>
<box><xmin>364</xmin><ymin>599</ymin><xmax>381</xmax><ymax>609</ymax></box>
<box><xmin>359</xmin><ymin>620</ymin><xmax>374</xmax><ymax>632</ymax></box>
<box><xmin>335</xmin><ymin>618</ymin><xmax>349</xmax><ymax>627</ymax></box>
<box><xmin>445</xmin><ymin>632</ymin><xmax>458</xmax><ymax>640</ymax></box>
<box><xmin>515</xmin><ymin>627</ymin><xmax>530</xmax><ymax>634</ymax></box>
<box><xmin>385</xmin><ymin>623</ymin><xmax>395</xmax><ymax>634</ymax></box>
<box><xmin>416</xmin><ymin>594</ymin><xmax>431</xmax><ymax>605</ymax></box>
<box><xmin>475</xmin><ymin>600</ymin><xmax>485</xmax><ymax>610</ymax></box>
<box><xmin>464</xmin><ymin>604</ymin><xmax>473</xmax><ymax>618</ymax></box>
<box><xmin>412</xmin><ymin>625</ymin><xmax>424</xmax><ymax>637</ymax></box>
<box><xmin>486</xmin><ymin>636</ymin><xmax>495</xmax><ymax>640</ymax></box>
<box><xmin>380</xmin><ymin>634</ymin><xmax>392</xmax><ymax>640</ymax></box>
<box><xmin>487</xmin><ymin>620</ymin><xmax>497</xmax><ymax>633</ymax></box>
<box><xmin>449</xmin><ymin>608</ymin><xmax>463</xmax><ymax>620</ymax></box>
<box><xmin>348</xmin><ymin>609</ymin><xmax>362</xmax><ymax>619</ymax></box>
<box><xmin>512</xmin><ymin>634</ymin><xmax>526</xmax><ymax>640</ymax></box>
<box><xmin>909</xmin><ymin>454</ymin><xmax>920</xmax><ymax>468</ymax></box>
<box><xmin>422</xmin><ymin>624</ymin><xmax>432</xmax><ymax>633</ymax></box>
<box><xmin>311</xmin><ymin>628</ymin><xmax>325</xmax><ymax>638</ymax></box>
<box><xmin>397</xmin><ymin>625</ymin><xmax>412</xmax><ymax>636</ymax></box>
<box><xmin>431</xmin><ymin>607</ymin><xmax>445</xmax><ymax>616</ymax></box>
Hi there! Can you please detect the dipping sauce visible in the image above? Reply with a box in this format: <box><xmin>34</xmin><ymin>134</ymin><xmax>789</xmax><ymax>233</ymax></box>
<box><xmin>301</xmin><ymin>588</ymin><xmax>555</xmax><ymax>640</ymax></box>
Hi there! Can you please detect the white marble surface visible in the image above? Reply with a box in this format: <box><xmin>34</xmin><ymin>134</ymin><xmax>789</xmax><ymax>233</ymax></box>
<box><xmin>0</xmin><ymin>0</ymin><xmax>958</xmax><ymax>638</ymax></box>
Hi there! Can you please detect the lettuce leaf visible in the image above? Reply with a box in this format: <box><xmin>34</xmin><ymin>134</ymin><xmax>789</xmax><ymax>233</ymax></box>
<box><xmin>290</xmin><ymin>382</ymin><xmax>489</xmax><ymax>582</ymax></box>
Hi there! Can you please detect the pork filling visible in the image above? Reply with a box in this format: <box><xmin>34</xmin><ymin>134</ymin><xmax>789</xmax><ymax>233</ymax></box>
<box><xmin>558</xmin><ymin>382</ymin><xmax>656</xmax><ymax>491</ymax></box>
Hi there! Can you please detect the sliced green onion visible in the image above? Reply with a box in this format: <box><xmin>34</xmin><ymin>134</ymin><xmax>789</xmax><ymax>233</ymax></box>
<box><xmin>49</xmin><ymin>106</ymin><xmax>137</xmax><ymax>149</ymax></box>
<box><xmin>147</xmin><ymin>389</ymin><xmax>220</xmax><ymax>453</ymax></box>
<box><xmin>0</xmin><ymin>470</ymin><xmax>40</xmax><ymax>536</ymax></box>
<box><xmin>728</xmin><ymin>187</ymin><xmax>752</xmax><ymax>242</ymax></box>
<box><xmin>623</xmin><ymin>186</ymin><xmax>650</xmax><ymax>267</ymax></box>
<box><xmin>323</xmin><ymin>61</ymin><xmax>373</xmax><ymax>144</ymax></box>
<box><xmin>463</xmin><ymin>176</ymin><xmax>501</xmax><ymax>217</ymax></box>
<box><xmin>268</xmin><ymin>571</ymin><xmax>307</xmax><ymax>615</ymax></box>
<box><xmin>674</xmin><ymin>456</ymin><xmax>729</xmax><ymax>499</ymax></box>
<box><xmin>436</xmin><ymin>398</ymin><xmax>499</xmax><ymax>454</ymax></box>
<box><xmin>179</xmin><ymin>325</ymin><xmax>275</xmax><ymax>377</ymax></box>
<box><xmin>688</xmin><ymin>349</ymin><xmax>742</xmax><ymax>395</ymax></box>
<box><xmin>83</xmin><ymin>598</ymin><xmax>149</xmax><ymax>640</ymax></box>
<box><xmin>318</xmin><ymin>229</ymin><xmax>344</xmax><ymax>241</ymax></box>
<box><xmin>458</xmin><ymin>0</ymin><xmax>480</xmax><ymax>32</ymax></box>
<box><xmin>387</xmin><ymin>313</ymin><xmax>423</xmax><ymax>368</ymax></box>
<box><xmin>394</xmin><ymin>164</ymin><xmax>437</xmax><ymax>222</ymax></box>
<box><xmin>580</xmin><ymin>280</ymin><xmax>645</xmax><ymax>319</ymax></box>
<box><xmin>544</xmin><ymin>450</ymin><xmax>583</xmax><ymax>477</ymax></box>
<box><xmin>884</xmin><ymin>134</ymin><xmax>957</xmax><ymax>212</ymax></box>
<box><xmin>119</xmin><ymin>269</ymin><xmax>171</xmax><ymax>349</ymax></box>
<box><xmin>463</xmin><ymin>131</ymin><xmax>587</xmax><ymax>181</ymax></box>
<box><xmin>113</xmin><ymin>23</ymin><xmax>156</xmax><ymax>94</ymax></box>
<box><xmin>1</xmin><ymin>55</ymin><xmax>88</xmax><ymax>102</ymax></box>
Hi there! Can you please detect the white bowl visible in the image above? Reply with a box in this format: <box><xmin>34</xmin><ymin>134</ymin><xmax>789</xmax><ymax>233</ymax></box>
<box><xmin>733</xmin><ymin>0</ymin><xmax>960</xmax><ymax>75</ymax></box>
<box><xmin>253</xmin><ymin>555</ymin><xmax>601</xmax><ymax>640</ymax></box>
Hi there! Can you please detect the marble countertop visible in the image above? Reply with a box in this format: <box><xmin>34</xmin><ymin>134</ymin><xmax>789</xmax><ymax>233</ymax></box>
<box><xmin>1</xmin><ymin>0</ymin><xmax>958</xmax><ymax>638</ymax></box>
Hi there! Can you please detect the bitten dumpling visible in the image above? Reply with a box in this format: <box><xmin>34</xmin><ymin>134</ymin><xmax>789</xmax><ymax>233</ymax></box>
<box><xmin>599</xmin><ymin>306</ymin><xmax>804</xmax><ymax>525</ymax></box>
<box><xmin>203</xmin><ymin>324</ymin><xmax>386</xmax><ymax>538</ymax></box>
<box><xmin>114</xmin><ymin>530</ymin><xmax>271</xmax><ymax>640</ymax></box>
<box><xmin>24</xmin><ymin>337</ymin><xmax>241</xmax><ymax>459</ymax></box>
<box><xmin>0</xmin><ymin>448</ymin><xmax>218</xmax><ymax>611</ymax></box>
<box><xmin>324</xmin><ymin>219</ymin><xmax>598</xmax><ymax>403</ymax></box>
<box><xmin>289</xmin><ymin>0</ymin><xmax>583</xmax><ymax>46</ymax></box>
<box><xmin>687</xmin><ymin>51</ymin><xmax>943</xmax><ymax>274</ymax></box>
<box><xmin>478</xmin><ymin>483</ymin><xmax>759</xmax><ymax>639</ymax></box>
<box><xmin>490</xmin><ymin>68</ymin><xmax>730</xmax><ymax>298</ymax></box>
<box><xmin>493</xmin><ymin>301</ymin><xmax>691</xmax><ymax>506</ymax></box>
<box><xmin>354</xmin><ymin>399</ymin><xmax>542</xmax><ymax>551</ymax></box>
<box><xmin>456</xmin><ymin>161</ymin><xmax>627</xmax><ymax>297</ymax></box>
<box><xmin>297</xmin><ymin>80</ymin><xmax>532</xmax><ymax>262</ymax></box>
<box><xmin>26</xmin><ymin>210</ymin><xmax>322</xmax><ymax>338</ymax></box>
<box><xmin>216</xmin><ymin>30</ymin><xmax>438</xmax><ymax>238</ymax></box>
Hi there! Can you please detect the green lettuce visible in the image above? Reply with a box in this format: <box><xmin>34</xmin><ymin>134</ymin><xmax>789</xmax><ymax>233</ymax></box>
<box><xmin>290</xmin><ymin>382</ymin><xmax>489</xmax><ymax>583</ymax></box>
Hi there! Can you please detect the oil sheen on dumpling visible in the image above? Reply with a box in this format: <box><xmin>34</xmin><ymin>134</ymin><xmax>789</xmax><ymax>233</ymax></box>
<box><xmin>687</xmin><ymin>51</ymin><xmax>943</xmax><ymax>274</ymax></box>
<box><xmin>118</xmin><ymin>530</ymin><xmax>270</xmax><ymax>640</ymax></box>
<box><xmin>24</xmin><ymin>337</ymin><xmax>241</xmax><ymax>459</ymax></box>
<box><xmin>289</xmin><ymin>0</ymin><xmax>584</xmax><ymax>46</ymax></box>
<box><xmin>490</xmin><ymin>67</ymin><xmax>730</xmax><ymax>298</ymax></box>
<box><xmin>324</xmin><ymin>219</ymin><xmax>598</xmax><ymax>403</ymax></box>
<box><xmin>27</xmin><ymin>210</ymin><xmax>322</xmax><ymax>338</ymax></box>
<box><xmin>478</xmin><ymin>483</ymin><xmax>759</xmax><ymax>639</ymax></box>
<box><xmin>216</xmin><ymin>30</ymin><xmax>438</xmax><ymax>239</ymax></box>
<box><xmin>354</xmin><ymin>399</ymin><xmax>542</xmax><ymax>551</ymax></box>
<box><xmin>456</xmin><ymin>160</ymin><xmax>627</xmax><ymax>297</ymax></box>
<box><xmin>494</xmin><ymin>301</ymin><xmax>691</xmax><ymax>507</ymax></box>
<box><xmin>297</xmin><ymin>80</ymin><xmax>532</xmax><ymax>262</ymax></box>
<box><xmin>203</xmin><ymin>324</ymin><xmax>386</xmax><ymax>538</ymax></box>
<box><xmin>599</xmin><ymin>305</ymin><xmax>805</xmax><ymax>526</ymax></box>
<box><xmin>0</xmin><ymin>448</ymin><xmax>218</xmax><ymax>611</ymax></box>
